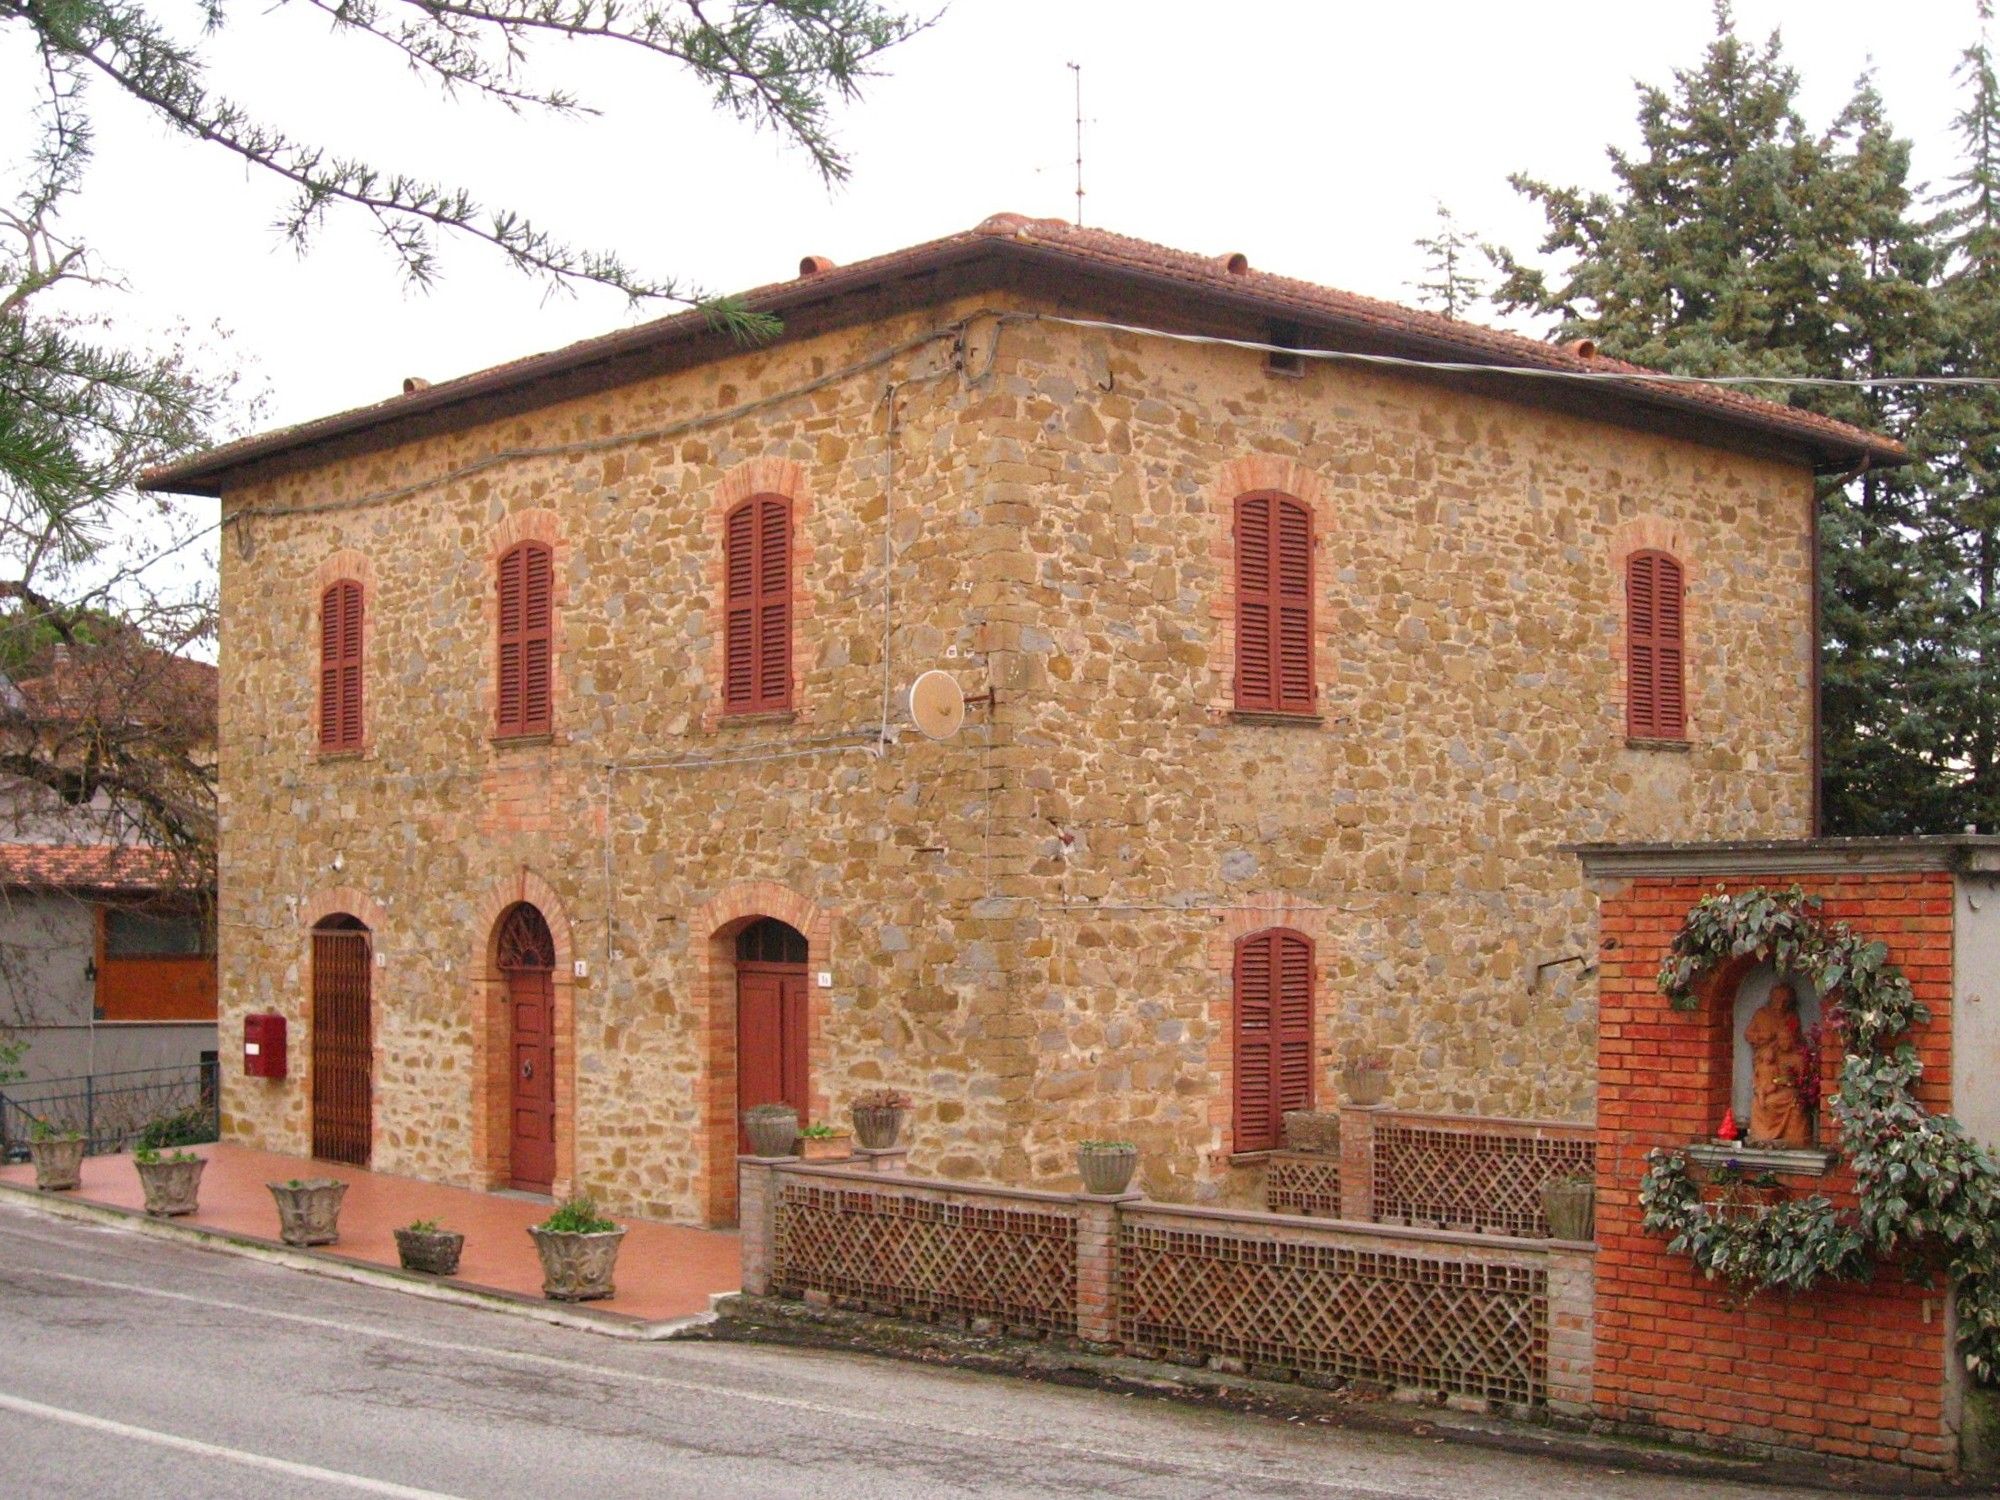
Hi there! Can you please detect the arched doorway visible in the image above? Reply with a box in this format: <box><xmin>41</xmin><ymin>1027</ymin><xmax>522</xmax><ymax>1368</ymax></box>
<box><xmin>735</xmin><ymin>917</ymin><xmax>808</xmax><ymax>1150</ymax></box>
<box><xmin>498</xmin><ymin>903</ymin><xmax>557</xmax><ymax>1193</ymax></box>
<box><xmin>311</xmin><ymin>914</ymin><xmax>372</xmax><ymax>1166</ymax></box>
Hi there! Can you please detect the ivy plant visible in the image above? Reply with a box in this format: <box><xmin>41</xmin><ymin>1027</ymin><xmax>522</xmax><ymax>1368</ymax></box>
<box><xmin>1640</xmin><ymin>885</ymin><xmax>2000</xmax><ymax>1382</ymax></box>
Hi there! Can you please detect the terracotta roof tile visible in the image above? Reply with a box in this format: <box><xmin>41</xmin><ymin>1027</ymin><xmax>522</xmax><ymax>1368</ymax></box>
<box><xmin>143</xmin><ymin>214</ymin><xmax>1904</xmax><ymax>494</ymax></box>
<box><xmin>0</xmin><ymin>844</ymin><xmax>182</xmax><ymax>893</ymax></box>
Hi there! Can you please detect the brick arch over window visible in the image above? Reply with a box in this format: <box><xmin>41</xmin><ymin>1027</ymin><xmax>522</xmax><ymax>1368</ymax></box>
<box><xmin>685</xmin><ymin>879</ymin><xmax>835</xmax><ymax>1225</ymax></box>
<box><xmin>467</xmin><ymin>868</ymin><xmax>577</xmax><ymax>1195</ymax></box>
<box><xmin>1204</xmin><ymin>456</ymin><xmax>1330</xmax><ymax>721</ymax></box>
<box><xmin>1609</xmin><ymin>516</ymin><xmax>1697</xmax><ymax>742</ymax></box>
<box><xmin>703</xmin><ymin>460</ymin><xmax>815</xmax><ymax>729</ymax></box>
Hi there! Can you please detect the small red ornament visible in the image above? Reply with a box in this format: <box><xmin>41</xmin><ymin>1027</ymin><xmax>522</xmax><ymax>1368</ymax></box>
<box><xmin>1717</xmin><ymin>1107</ymin><xmax>1741</xmax><ymax>1142</ymax></box>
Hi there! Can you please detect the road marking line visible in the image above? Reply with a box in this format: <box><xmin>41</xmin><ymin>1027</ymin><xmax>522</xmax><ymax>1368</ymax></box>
<box><xmin>2</xmin><ymin>1257</ymin><xmax>1408</xmax><ymax>1496</ymax></box>
<box><xmin>0</xmin><ymin>1390</ymin><xmax>463</xmax><ymax>1498</ymax></box>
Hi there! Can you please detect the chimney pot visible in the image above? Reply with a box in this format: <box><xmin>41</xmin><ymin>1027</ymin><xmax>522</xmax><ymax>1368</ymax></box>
<box><xmin>798</xmin><ymin>255</ymin><xmax>836</xmax><ymax>277</ymax></box>
<box><xmin>402</xmin><ymin>376</ymin><xmax>432</xmax><ymax>394</ymax></box>
<box><xmin>1223</xmin><ymin>252</ymin><xmax>1250</xmax><ymax>276</ymax></box>
<box><xmin>1562</xmin><ymin>338</ymin><xmax>1598</xmax><ymax>361</ymax></box>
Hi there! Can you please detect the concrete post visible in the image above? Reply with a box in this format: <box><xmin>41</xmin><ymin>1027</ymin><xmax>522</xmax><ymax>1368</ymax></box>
<box><xmin>852</xmin><ymin>1146</ymin><xmax>908</xmax><ymax>1175</ymax></box>
<box><xmin>1545</xmin><ymin>1242</ymin><xmax>1596</xmax><ymax>1416</ymax></box>
<box><xmin>1338</xmin><ymin>1104</ymin><xmax>1378</xmax><ymax>1222</ymax></box>
<box><xmin>1074</xmin><ymin>1191</ymin><xmax>1138</xmax><ymax>1350</ymax></box>
<box><xmin>737</xmin><ymin>1155</ymin><xmax>795</xmax><ymax>1297</ymax></box>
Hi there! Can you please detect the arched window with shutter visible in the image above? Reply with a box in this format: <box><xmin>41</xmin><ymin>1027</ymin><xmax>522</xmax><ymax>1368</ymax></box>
<box><xmin>1626</xmin><ymin>549</ymin><xmax>1686</xmax><ymax>740</ymax></box>
<box><xmin>496</xmin><ymin>541</ymin><xmax>554</xmax><ymax>736</ymax></box>
<box><xmin>1234</xmin><ymin>491</ymin><xmax>1314</xmax><ymax>714</ymax></box>
<box><xmin>1232</xmin><ymin>927</ymin><xmax>1315</xmax><ymax>1152</ymax></box>
<box><xmin>318</xmin><ymin>580</ymin><xmax>364</xmax><ymax>750</ymax></box>
<box><xmin>724</xmin><ymin>494</ymin><xmax>793</xmax><ymax>714</ymax></box>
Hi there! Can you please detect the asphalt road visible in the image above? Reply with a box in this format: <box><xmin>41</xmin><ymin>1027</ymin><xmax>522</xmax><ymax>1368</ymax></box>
<box><xmin>0</xmin><ymin>1198</ymin><xmax>1853</xmax><ymax>1499</ymax></box>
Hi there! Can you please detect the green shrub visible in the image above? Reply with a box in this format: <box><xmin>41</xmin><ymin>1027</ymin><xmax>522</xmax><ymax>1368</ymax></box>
<box><xmin>539</xmin><ymin>1196</ymin><xmax>618</xmax><ymax>1234</ymax></box>
<box><xmin>138</xmin><ymin>1104</ymin><xmax>217</xmax><ymax>1150</ymax></box>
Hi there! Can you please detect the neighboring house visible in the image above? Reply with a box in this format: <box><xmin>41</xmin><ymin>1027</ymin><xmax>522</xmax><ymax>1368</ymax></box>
<box><xmin>145</xmin><ymin>214</ymin><xmax>1900</xmax><ymax>1225</ymax></box>
<box><xmin>0</xmin><ymin>645</ymin><xmax>219</xmax><ymax>1090</ymax></box>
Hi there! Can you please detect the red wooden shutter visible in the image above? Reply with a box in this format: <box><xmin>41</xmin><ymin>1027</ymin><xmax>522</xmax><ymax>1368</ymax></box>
<box><xmin>319</xmin><ymin>581</ymin><xmax>363</xmax><ymax>750</ymax></box>
<box><xmin>724</xmin><ymin>495</ymin><xmax>793</xmax><ymax>713</ymax></box>
<box><xmin>1233</xmin><ymin>928</ymin><xmax>1315</xmax><ymax>1151</ymax></box>
<box><xmin>497</xmin><ymin>542</ymin><xmax>553</xmax><ymax>736</ymax></box>
<box><xmin>1234</xmin><ymin>492</ymin><xmax>1314</xmax><ymax>713</ymax></box>
<box><xmin>1627</xmin><ymin>551</ymin><xmax>1686</xmax><ymax>739</ymax></box>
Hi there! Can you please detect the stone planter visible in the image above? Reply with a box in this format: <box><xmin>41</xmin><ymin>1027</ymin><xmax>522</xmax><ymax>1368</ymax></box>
<box><xmin>1076</xmin><ymin>1143</ymin><xmax>1138</xmax><ymax>1196</ymax></box>
<box><xmin>29</xmin><ymin>1135</ymin><xmax>84</xmax><ymax>1191</ymax></box>
<box><xmin>394</xmin><ymin>1227</ymin><xmax>465</xmax><ymax>1276</ymax></box>
<box><xmin>1281</xmin><ymin>1110</ymin><xmax>1341</xmax><ymax>1154</ymax></box>
<box><xmin>851</xmin><ymin>1105</ymin><xmax>907</xmax><ymax>1151</ymax></box>
<box><xmin>268</xmin><ymin>1178</ymin><xmax>348</xmax><ymax>1246</ymax></box>
<box><xmin>529</xmin><ymin>1225</ymin><xmax>626</xmax><ymax>1301</ymax></box>
<box><xmin>1541</xmin><ymin>1177</ymin><xmax>1595</xmax><ymax>1241</ymax></box>
<box><xmin>135</xmin><ymin>1156</ymin><xmax>206</xmax><ymax>1217</ymax></box>
<box><xmin>743</xmin><ymin>1104</ymin><xmax>799</xmax><ymax>1159</ymax></box>
<box><xmin>1341</xmin><ymin>1064</ymin><xmax>1390</xmax><ymax>1107</ymax></box>
<box><xmin>799</xmin><ymin>1131</ymin><xmax>853</xmax><ymax>1162</ymax></box>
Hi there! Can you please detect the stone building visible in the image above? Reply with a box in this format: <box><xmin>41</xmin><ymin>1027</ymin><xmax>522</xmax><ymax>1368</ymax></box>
<box><xmin>145</xmin><ymin>215</ymin><xmax>1899</xmax><ymax>1225</ymax></box>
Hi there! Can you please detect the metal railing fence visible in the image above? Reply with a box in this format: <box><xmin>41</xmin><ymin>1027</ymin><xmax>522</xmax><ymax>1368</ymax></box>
<box><xmin>0</xmin><ymin>1059</ymin><xmax>219</xmax><ymax>1158</ymax></box>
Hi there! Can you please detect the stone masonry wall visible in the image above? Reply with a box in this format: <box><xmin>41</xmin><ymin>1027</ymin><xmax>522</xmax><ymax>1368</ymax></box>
<box><xmin>215</xmin><ymin>291</ymin><xmax>1815</xmax><ymax>1222</ymax></box>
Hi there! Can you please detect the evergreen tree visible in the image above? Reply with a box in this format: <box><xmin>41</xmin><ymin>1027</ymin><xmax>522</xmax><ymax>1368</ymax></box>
<box><xmin>1410</xmin><ymin>202</ymin><xmax>1484</xmax><ymax>320</ymax></box>
<box><xmin>1492</xmin><ymin>4</ymin><xmax>1956</xmax><ymax>833</ymax></box>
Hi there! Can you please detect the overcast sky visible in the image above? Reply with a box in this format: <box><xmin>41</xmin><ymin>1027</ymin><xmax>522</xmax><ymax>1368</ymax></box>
<box><xmin>6</xmin><ymin>2</ymin><xmax>1988</xmax><ymax>459</ymax></box>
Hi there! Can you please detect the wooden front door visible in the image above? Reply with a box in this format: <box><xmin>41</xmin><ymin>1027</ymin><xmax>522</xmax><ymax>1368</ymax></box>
<box><xmin>499</xmin><ymin>905</ymin><xmax>557</xmax><ymax>1194</ymax></box>
<box><xmin>736</xmin><ymin>963</ymin><xmax>808</xmax><ymax>1150</ymax></box>
<box><xmin>311</xmin><ymin>920</ymin><xmax>372</xmax><ymax>1166</ymax></box>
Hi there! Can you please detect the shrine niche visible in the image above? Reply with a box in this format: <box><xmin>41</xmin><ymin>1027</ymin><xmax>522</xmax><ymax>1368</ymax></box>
<box><xmin>1728</xmin><ymin>966</ymin><xmax>1821</xmax><ymax>1147</ymax></box>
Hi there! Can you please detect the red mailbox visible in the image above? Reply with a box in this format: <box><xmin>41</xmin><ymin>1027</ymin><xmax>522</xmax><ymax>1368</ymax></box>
<box><xmin>243</xmin><ymin>1012</ymin><xmax>287</xmax><ymax>1079</ymax></box>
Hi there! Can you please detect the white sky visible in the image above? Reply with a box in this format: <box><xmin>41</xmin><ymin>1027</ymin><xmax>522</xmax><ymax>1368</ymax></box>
<box><xmin>4</xmin><ymin>1</ymin><xmax>1986</xmax><ymax>450</ymax></box>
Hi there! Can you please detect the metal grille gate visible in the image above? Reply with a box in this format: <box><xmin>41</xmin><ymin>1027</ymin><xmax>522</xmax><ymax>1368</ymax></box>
<box><xmin>311</xmin><ymin>926</ymin><xmax>372</xmax><ymax>1166</ymax></box>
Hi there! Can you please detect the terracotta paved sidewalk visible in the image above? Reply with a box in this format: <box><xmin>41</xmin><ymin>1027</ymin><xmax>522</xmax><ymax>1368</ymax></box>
<box><xmin>0</xmin><ymin>1142</ymin><xmax>739</xmax><ymax>1327</ymax></box>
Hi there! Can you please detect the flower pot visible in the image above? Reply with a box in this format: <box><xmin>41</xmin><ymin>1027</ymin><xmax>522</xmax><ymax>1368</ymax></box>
<box><xmin>1282</xmin><ymin>1110</ymin><xmax>1341</xmax><ymax>1154</ymax></box>
<box><xmin>799</xmin><ymin>1132</ymin><xmax>853</xmax><ymax>1162</ymax></box>
<box><xmin>529</xmin><ymin>1225</ymin><xmax>626</xmax><ymax>1301</ymax></box>
<box><xmin>1341</xmin><ymin>1064</ymin><xmax>1390</xmax><ymax>1108</ymax></box>
<box><xmin>743</xmin><ymin>1104</ymin><xmax>799</xmax><ymax>1159</ymax></box>
<box><xmin>268</xmin><ymin>1178</ymin><xmax>348</xmax><ymax>1246</ymax></box>
<box><xmin>1541</xmin><ymin>1177</ymin><xmax>1595</xmax><ymax>1241</ymax></box>
<box><xmin>395</xmin><ymin>1227</ymin><xmax>465</xmax><ymax>1276</ymax></box>
<box><xmin>136</xmin><ymin>1156</ymin><xmax>206</xmax><ymax>1217</ymax></box>
<box><xmin>29</xmin><ymin>1135</ymin><xmax>84</xmax><ymax>1191</ymax></box>
<box><xmin>1699</xmin><ymin>1180</ymin><xmax>1787</xmax><ymax>1223</ymax></box>
<box><xmin>1076</xmin><ymin>1144</ymin><xmax>1139</xmax><ymax>1196</ymax></box>
<box><xmin>851</xmin><ymin>1105</ymin><xmax>907</xmax><ymax>1151</ymax></box>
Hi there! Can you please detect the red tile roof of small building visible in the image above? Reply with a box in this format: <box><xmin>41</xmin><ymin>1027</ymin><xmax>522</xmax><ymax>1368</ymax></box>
<box><xmin>0</xmin><ymin>844</ymin><xmax>184</xmax><ymax>893</ymax></box>
<box><xmin>143</xmin><ymin>213</ymin><xmax>1906</xmax><ymax>496</ymax></box>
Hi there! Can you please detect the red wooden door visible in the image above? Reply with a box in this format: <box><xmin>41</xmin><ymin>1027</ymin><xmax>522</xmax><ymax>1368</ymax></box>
<box><xmin>499</xmin><ymin>905</ymin><xmax>557</xmax><ymax>1193</ymax></box>
<box><xmin>311</xmin><ymin>924</ymin><xmax>372</xmax><ymax>1166</ymax></box>
<box><xmin>736</xmin><ymin>963</ymin><xmax>808</xmax><ymax>1149</ymax></box>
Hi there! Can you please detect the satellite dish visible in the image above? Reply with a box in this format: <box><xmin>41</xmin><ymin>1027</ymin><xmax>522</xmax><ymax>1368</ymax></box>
<box><xmin>908</xmin><ymin>670</ymin><xmax>966</xmax><ymax>740</ymax></box>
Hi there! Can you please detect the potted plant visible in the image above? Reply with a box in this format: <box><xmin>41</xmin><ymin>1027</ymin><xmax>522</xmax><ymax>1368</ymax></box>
<box><xmin>1076</xmin><ymin>1139</ymin><xmax>1139</xmax><ymax>1195</ymax></box>
<box><xmin>850</xmin><ymin>1088</ymin><xmax>912</xmax><ymax>1150</ymax></box>
<box><xmin>1340</xmin><ymin>1054</ymin><xmax>1391</xmax><ymax>1108</ymax></box>
<box><xmin>394</xmin><ymin>1217</ymin><xmax>464</xmax><ymax>1276</ymax></box>
<box><xmin>132</xmin><ymin>1143</ymin><xmax>206</xmax><ymax>1216</ymax></box>
<box><xmin>798</xmin><ymin>1122</ymin><xmax>853</xmax><ymax>1161</ymax></box>
<box><xmin>268</xmin><ymin>1177</ymin><xmax>348</xmax><ymax>1246</ymax></box>
<box><xmin>742</xmin><ymin>1102</ymin><xmax>799</xmax><ymax>1158</ymax></box>
<box><xmin>1699</xmin><ymin>1165</ymin><xmax>1788</xmax><ymax>1222</ymax></box>
<box><xmin>529</xmin><ymin>1196</ymin><xmax>625</xmax><ymax>1301</ymax></box>
<box><xmin>1541</xmin><ymin>1171</ymin><xmax>1595</xmax><ymax>1241</ymax></box>
<box><xmin>27</xmin><ymin>1118</ymin><xmax>84</xmax><ymax>1191</ymax></box>
<box><xmin>1282</xmin><ymin>1110</ymin><xmax>1340</xmax><ymax>1154</ymax></box>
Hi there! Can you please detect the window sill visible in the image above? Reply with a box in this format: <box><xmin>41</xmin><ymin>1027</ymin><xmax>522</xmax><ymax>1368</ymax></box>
<box><xmin>314</xmin><ymin>747</ymin><xmax>369</xmax><ymax>763</ymax></box>
<box><xmin>1229</xmin><ymin>710</ymin><xmax>1324</xmax><ymax>729</ymax></box>
<box><xmin>490</xmin><ymin>731</ymin><xmax>556</xmax><ymax>749</ymax></box>
<box><xmin>719</xmin><ymin>710</ymin><xmax>798</xmax><ymax>728</ymax></box>
<box><xmin>1683</xmin><ymin>1142</ymin><xmax>1834</xmax><ymax>1176</ymax></box>
<box><xmin>1227</xmin><ymin>1150</ymin><xmax>1276</xmax><ymax>1166</ymax></box>
<box><xmin>1626</xmin><ymin>736</ymin><xmax>1693</xmax><ymax>753</ymax></box>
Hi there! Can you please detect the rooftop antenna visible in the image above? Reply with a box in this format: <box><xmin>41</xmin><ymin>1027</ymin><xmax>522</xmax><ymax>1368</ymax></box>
<box><xmin>1068</xmin><ymin>62</ymin><xmax>1085</xmax><ymax>227</ymax></box>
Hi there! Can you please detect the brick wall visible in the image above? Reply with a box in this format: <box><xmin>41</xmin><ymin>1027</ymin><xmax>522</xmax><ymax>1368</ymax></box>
<box><xmin>1593</xmin><ymin>871</ymin><xmax>1958</xmax><ymax>1470</ymax></box>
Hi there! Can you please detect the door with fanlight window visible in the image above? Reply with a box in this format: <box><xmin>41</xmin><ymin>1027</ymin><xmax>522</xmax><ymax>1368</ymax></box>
<box><xmin>311</xmin><ymin>915</ymin><xmax>372</xmax><ymax>1167</ymax></box>
<box><xmin>498</xmin><ymin>904</ymin><xmax>557</xmax><ymax>1193</ymax></box>
<box><xmin>735</xmin><ymin>918</ymin><xmax>808</xmax><ymax>1151</ymax></box>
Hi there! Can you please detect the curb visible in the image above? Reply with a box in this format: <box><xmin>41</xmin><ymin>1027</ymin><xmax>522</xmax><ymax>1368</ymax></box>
<box><xmin>0</xmin><ymin>1182</ymin><xmax>718</xmax><ymax>1342</ymax></box>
